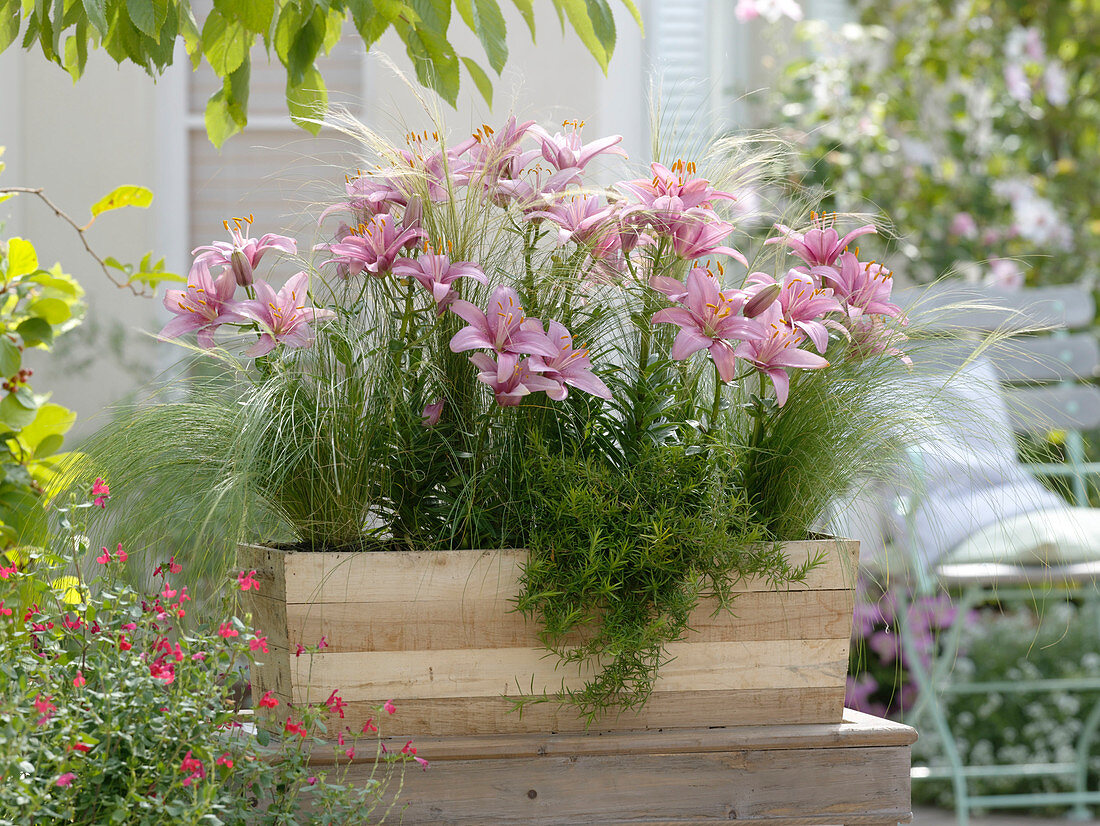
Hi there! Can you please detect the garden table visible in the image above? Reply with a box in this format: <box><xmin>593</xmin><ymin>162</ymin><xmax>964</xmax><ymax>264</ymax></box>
<box><xmin>318</xmin><ymin>708</ymin><xmax>915</xmax><ymax>824</ymax></box>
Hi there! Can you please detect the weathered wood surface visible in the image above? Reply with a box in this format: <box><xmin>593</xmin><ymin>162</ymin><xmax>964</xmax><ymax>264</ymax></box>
<box><xmin>239</xmin><ymin>540</ymin><xmax>859</xmax><ymax>736</ymax></box>
<box><xmin>320</xmin><ymin>710</ymin><xmax>915</xmax><ymax>825</ymax></box>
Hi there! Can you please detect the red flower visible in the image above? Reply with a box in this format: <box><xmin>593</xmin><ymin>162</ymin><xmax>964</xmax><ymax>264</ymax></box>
<box><xmin>91</xmin><ymin>478</ymin><xmax>110</xmax><ymax>508</ymax></box>
<box><xmin>401</xmin><ymin>740</ymin><xmax>416</xmax><ymax>755</ymax></box>
<box><xmin>179</xmin><ymin>750</ymin><xmax>206</xmax><ymax>786</ymax></box>
<box><xmin>218</xmin><ymin>623</ymin><xmax>239</xmax><ymax>639</ymax></box>
<box><xmin>325</xmin><ymin>689</ymin><xmax>347</xmax><ymax>719</ymax></box>
<box><xmin>318</xmin><ymin>635</ymin><xmax>329</xmax><ymax>649</ymax></box>
<box><xmin>34</xmin><ymin>694</ymin><xmax>56</xmax><ymax>726</ymax></box>
<box><xmin>95</xmin><ymin>548</ymin><xmax>111</xmax><ymax>564</ymax></box>
<box><xmin>0</xmin><ymin>564</ymin><xmax>16</xmax><ymax>579</ymax></box>
<box><xmin>413</xmin><ymin>755</ymin><xmax>429</xmax><ymax>770</ymax></box>
<box><xmin>384</xmin><ymin>699</ymin><xmax>396</xmax><ymax>715</ymax></box>
<box><xmin>55</xmin><ymin>772</ymin><xmax>76</xmax><ymax>787</ymax></box>
<box><xmin>0</xmin><ymin>601</ymin><xmax>11</xmax><ymax>617</ymax></box>
<box><xmin>284</xmin><ymin>718</ymin><xmax>307</xmax><ymax>737</ymax></box>
<box><xmin>345</xmin><ymin>747</ymin><xmax>355</xmax><ymax>760</ymax></box>
<box><xmin>216</xmin><ymin>753</ymin><xmax>233</xmax><ymax>769</ymax></box>
<box><xmin>237</xmin><ymin>570</ymin><xmax>260</xmax><ymax>591</ymax></box>
<box><xmin>118</xmin><ymin>635</ymin><xmax>132</xmax><ymax>651</ymax></box>
<box><xmin>249</xmin><ymin>635</ymin><xmax>268</xmax><ymax>654</ymax></box>
<box><xmin>69</xmin><ymin>741</ymin><xmax>92</xmax><ymax>753</ymax></box>
<box><xmin>258</xmin><ymin>691</ymin><xmax>279</xmax><ymax>709</ymax></box>
<box><xmin>294</xmin><ymin>643</ymin><xmax>305</xmax><ymax>657</ymax></box>
<box><xmin>362</xmin><ymin>718</ymin><xmax>377</xmax><ymax>733</ymax></box>
<box><xmin>72</xmin><ymin>671</ymin><xmax>86</xmax><ymax>688</ymax></box>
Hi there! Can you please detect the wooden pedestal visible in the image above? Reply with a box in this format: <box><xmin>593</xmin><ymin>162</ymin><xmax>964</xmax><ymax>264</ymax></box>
<box><xmin>313</xmin><ymin>709</ymin><xmax>915</xmax><ymax>824</ymax></box>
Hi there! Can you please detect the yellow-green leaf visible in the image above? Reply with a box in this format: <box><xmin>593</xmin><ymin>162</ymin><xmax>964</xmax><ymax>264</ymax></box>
<box><xmin>89</xmin><ymin>185</ymin><xmax>154</xmax><ymax>220</ymax></box>
<box><xmin>52</xmin><ymin>575</ymin><xmax>88</xmax><ymax>606</ymax></box>
<box><xmin>5</xmin><ymin>238</ymin><xmax>38</xmax><ymax>280</ymax></box>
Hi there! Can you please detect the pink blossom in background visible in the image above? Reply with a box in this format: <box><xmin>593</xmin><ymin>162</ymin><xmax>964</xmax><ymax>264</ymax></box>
<box><xmin>1004</xmin><ymin>63</ymin><xmax>1031</xmax><ymax>103</ymax></box>
<box><xmin>734</xmin><ymin>0</ymin><xmax>803</xmax><ymax>23</ymax></box>
<box><xmin>983</xmin><ymin>258</ymin><xmax>1024</xmax><ymax>290</ymax></box>
<box><xmin>948</xmin><ymin>212</ymin><xmax>978</xmax><ymax>239</ymax></box>
<box><xmin>91</xmin><ymin>478</ymin><xmax>110</xmax><ymax>508</ymax></box>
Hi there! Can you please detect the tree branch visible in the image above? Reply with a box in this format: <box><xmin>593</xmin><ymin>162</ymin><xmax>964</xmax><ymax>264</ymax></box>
<box><xmin>0</xmin><ymin>187</ymin><xmax>150</xmax><ymax>297</ymax></box>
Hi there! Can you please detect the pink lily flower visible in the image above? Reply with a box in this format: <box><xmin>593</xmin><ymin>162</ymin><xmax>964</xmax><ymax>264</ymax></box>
<box><xmin>667</xmin><ymin>214</ymin><xmax>749</xmax><ymax>266</ymax></box>
<box><xmin>396</xmin><ymin>129</ymin><xmax>478</xmax><ymax>201</ymax></box>
<box><xmin>525</xmin><ymin>320</ymin><xmax>612</xmax><ymax>401</ymax></box>
<box><xmin>733</xmin><ymin>304</ymin><xmax>829</xmax><ymax>406</ymax></box>
<box><xmin>392</xmin><ymin>248</ymin><xmax>488</xmax><ymax>312</ymax></box>
<box><xmin>617</xmin><ymin>160</ymin><xmax>736</xmax><ymax>214</ymax></box>
<box><xmin>528</xmin><ymin>120</ymin><xmax>627</xmax><ymax>172</ymax></box>
<box><xmin>468</xmin><ymin>352</ymin><xmax>560</xmax><ymax>407</ymax></box>
<box><xmin>488</xmin><ymin>164</ymin><xmax>582</xmax><ymax>210</ymax></box>
<box><xmin>160</xmin><ymin>260</ymin><xmax>239</xmax><ymax>348</ymax></box>
<box><xmin>318</xmin><ymin>213</ymin><xmax>427</xmax><ymax>277</ymax></box>
<box><xmin>192</xmin><ymin>215</ymin><xmax>297</xmax><ymax>288</ymax></box>
<box><xmin>231</xmin><ymin>273</ymin><xmax>335</xmax><ymax>357</ymax></box>
<box><xmin>651</xmin><ymin>267</ymin><xmax>765</xmax><ymax>382</ymax></box>
<box><xmin>465</xmin><ymin>117</ymin><xmax>540</xmax><ymax>180</ymax></box>
<box><xmin>318</xmin><ymin>173</ymin><xmax>408</xmax><ymax>228</ymax></box>
<box><xmin>448</xmin><ymin>286</ymin><xmax>559</xmax><ymax>359</ymax></box>
<box><xmin>848</xmin><ymin>315</ymin><xmax>912</xmax><ymax>365</ymax></box>
<box><xmin>526</xmin><ymin>194</ymin><xmax>617</xmax><ymax>247</ymax></box>
<box><xmin>765</xmin><ymin>218</ymin><xmax>876</xmax><ymax>268</ymax></box>
<box><xmin>746</xmin><ymin>270</ymin><xmax>843</xmax><ymax>352</ymax></box>
<box><xmin>811</xmin><ymin>252</ymin><xmax>903</xmax><ymax>320</ymax></box>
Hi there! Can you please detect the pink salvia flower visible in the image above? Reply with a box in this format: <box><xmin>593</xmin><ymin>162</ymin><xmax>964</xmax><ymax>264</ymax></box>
<box><xmin>384</xmin><ymin>700</ymin><xmax>397</xmax><ymax>715</ymax></box>
<box><xmin>179</xmin><ymin>751</ymin><xmax>206</xmax><ymax>786</ymax></box>
<box><xmin>733</xmin><ymin>304</ymin><xmax>830</xmax><ymax>406</ymax></box>
<box><xmin>525</xmin><ymin>320</ymin><xmax>612</xmax><ymax>401</ymax></box>
<box><xmin>230</xmin><ymin>272</ymin><xmax>335</xmax><ymax>357</ymax></box>
<box><xmin>73</xmin><ymin>671</ymin><xmax>86</xmax><ymax>688</ymax></box>
<box><xmin>237</xmin><ymin>570</ymin><xmax>260</xmax><ymax>592</ymax></box>
<box><xmin>414</xmin><ymin>755</ymin><xmax>429</xmax><ymax>769</ymax></box>
<box><xmin>0</xmin><ymin>564</ymin><xmax>14</xmax><ymax>579</ymax></box>
<box><xmin>765</xmin><ymin>219</ymin><xmax>876</xmax><ymax>269</ymax></box>
<box><xmin>91</xmin><ymin>478</ymin><xmax>110</xmax><ymax>509</ymax></box>
<box><xmin>218</xmin><ymin>623</ymin><xmax>239</xmax><ymax>639</ymax></box>
<box><xmin>391</xmin><ymin>250</ymin><xmax>488</xmax><ymax>312</ymax></box>
<box><xmin>258</xmin><ymin>691</ymin><xmax>279</xmax><ymax>709</ymax></box>
<box><xmin>528</xmin><ymin>121</ymin><xmax>627</xmax><ymax>172</ymax></box>
<box><xmin>325</xmin><ymin>689</ymin><xmax>348</xmax><ymax>718</ymax></box>
<box><xmin>192</xmin><ymin>215</ymin><xmax>297</xmax><ymax>288</ymax></box>
<box><xmin>448</xmin><ymin>286</ymin><xmax>559</xmax><ymax>360</ymax></box>
<box><xmin>34</xmin><ymin>694</ymin><xmax>56</xmax><ymax>726</ymax></box>
<box><xmin>250</xmin><ymin>635</ymin><xmax>269</xmax><ymax>654</ymax></box>
<box><xmin>318</xmin><ymin>212</ymin><xmax>428</xmax><ymax>276</ymax></box>
<box><xmin>95</xmin><ymin>547</ymin><xmax>111</xmax><ymax>564</ymax></box>
<box><xmin>160</xmin><ymin>260</ymin><xmax>239</xmax><ymax>348</ymax></box>
<box><xmin>55</xmin><ymin>772</ymin><xmax>76</xmax><ymax>787</ymax></box>
<box><xmin>651</xmin><ymin>267</ymin><xmax>765</xmax><ymax>382</ymax></box>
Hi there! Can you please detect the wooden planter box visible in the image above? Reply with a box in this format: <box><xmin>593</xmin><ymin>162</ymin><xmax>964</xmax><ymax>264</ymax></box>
<box><xmin>240</xmin><ymin>539</ymin><xmax>857</xmax><ymax>738</ymax></box>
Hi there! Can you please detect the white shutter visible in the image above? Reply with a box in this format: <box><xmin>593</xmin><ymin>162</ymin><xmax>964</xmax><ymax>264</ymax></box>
<box><xmin>647</xmin><ymin>0</ymin><xmax>714</xmax><ymax>162</ymax></box>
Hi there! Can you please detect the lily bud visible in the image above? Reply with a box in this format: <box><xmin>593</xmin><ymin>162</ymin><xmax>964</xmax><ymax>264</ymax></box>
<box><xmin>421</xmin><ymin>400</ymin><xmax>444</xmax><ymax>428</ymax></box>
<box><xmin>230</xmin><ymin>249</ymin><xmax>254</xmax><ymax>287</ymax></box>
<box><xmin>402</xmin><ymin>196</ymin><xmax>423</xmax><ymax>235</ymax></box>
<box><xmin>743</xmin><ymin>282</ymin><xmax>782</xmax><ymax>318</ymax></box>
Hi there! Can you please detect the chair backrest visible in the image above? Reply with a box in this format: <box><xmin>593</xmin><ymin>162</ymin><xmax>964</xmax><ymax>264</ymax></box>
<box><xmin>896</xmin><ymin>284</ymin><xmax>1100</xmax><ymax>505</ymax></box>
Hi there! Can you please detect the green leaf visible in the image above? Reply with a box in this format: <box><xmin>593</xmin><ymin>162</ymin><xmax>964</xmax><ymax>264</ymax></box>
<box><xmin>63</xmin><ymin>23</ymin><xmax>89</xmax><ymax>82</ymax></box>
<box><xmin>455</xmin><ymin>0</ymin><xmax>507</xmax><ymax>74</ymax></box>
<box><xmin>396</xmin><ymin>6</ymin><xmax>460</xmax><ymax>106</ymax></box>
<box><xmin>287</xmin><ymin>6</ymin><xmax>326</xmax><ymax>86</ymax></box>
<box><xmin>559</xmin><ymin>0</ymin><xmax>614</xmax><ymax>73</ymax></box>
<box><xmin>204</xmin><ymin>88</ymin><xmax>241</xmax><ymax>148</ymax></box>
<box><xmin>21</xmin><ymin>402</ymin><xmax>76</xmax><ymax>454</ymax></box>
<box><xmin>224</xmin><ymin>54</ymin><xmax>251</xmax><ymax>125</ymax></box>
<box><xmin>26</xmin><ymin>297</ymin><xmax>71</xmax><ymax>325</ymax></box>
<box><xmin>31</xmin><ymin>432</ymin><xmax>63</xmax><ymax>459</ymax></box>
<box><xmin>510</xmin><ymin>0</ymin><xmax>535</xmax><ymax>41</ymax></box>
<box><xmin>15</xmin><ymin>318</ymin><xmax>53</xmax><ymax>347</ymax></box>
<box><xmin>273</xmin><ymin>2</ymin><xmax>301</xmax><ymax>67</ymax></box>
<box><xmin>347</xmin><ymin>0</ymin><xmax>390</xmax><ymax>49</ymax></box>
<box><xmin>0</xmin><ymin>338</ymin><xmax>19</xmax><ymax>378</ymax></box>
<box><xmin>617</xmin><ymin>0</ymin><xmax>643</xmax><ymax>33</ymax></box>
<box><xmin>0</xmin><ymin>0</ymin><xmax>20</xmax><ymax>52</ymax></box>
<box><xmin>286</xmin><ymin>65</ymin><xmax>327</xmax><ymax>134</ymax></box>
<box><xmin>0</xmin><ymin>393</ymin><xmax>36</xmax><ymax>429</ymax></box>
<box><xmin>4</xmin><ymin>238</ymin><xmax>37</xmax><ymax>280</ymax></box>
<box><xmin>214</xmin><ymin>0</ymin><xmax>274</xmax><ymax>34</ymax></box>
<box><xmin>126</xmin><ymin>0</ymin><xmax>168</xmax><ymax>39</ymax></box>
<box><xmin>89</xmin><ymin>185</ymin><xmax>154</xmax><ymax>219</ymax></box>
<box><xmin>460</xmin><ymin>55</ymin><xmax>492</xmax><ymax>106</ymax></box>
<box><xmin>81</xmin><ymin>0</ymin><xmax>108</xmax><ymax>36</ymax></box>
<box><xmin>202</xmin><ymin>9</ymin><xmax>247</xmax><ymax>76</ymax></box>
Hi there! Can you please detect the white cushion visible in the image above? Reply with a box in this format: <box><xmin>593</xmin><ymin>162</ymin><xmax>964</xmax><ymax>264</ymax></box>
<box><xmin>943</xmin><ymin>506</ymin><xmax>1100</xmax><ymax>566</ymax></box>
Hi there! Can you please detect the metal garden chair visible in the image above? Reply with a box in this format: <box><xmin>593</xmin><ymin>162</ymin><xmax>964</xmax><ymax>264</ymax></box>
<box><xmin>886</xmin><ymin>284</ymin><xmax>1100</xmax><ymax>825</ymax></box>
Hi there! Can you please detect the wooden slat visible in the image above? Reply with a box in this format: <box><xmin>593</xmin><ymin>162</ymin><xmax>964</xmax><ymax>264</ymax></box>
<box><xmin>897</xmin><ymin>285</ymin><xmax>1096</xmax><ymax>331</ymax></box>
<box><xmin>258</xmin><ymin>540</ymin><xmax>858</xmax><ymax>605</ymax></box>
<box><xmin>309</xmin><ymin>709</ymin><xmax>917</xmax><ymax>762</ymax></box>
<box><xmin>291</xmin><ymin>638</ymin><xmax>849</xmax><ymax>703</ymax></box>
<box><xmin>341</xmin><ymin>743</ymin><xmax>912</xmax><ymax>824</ymax></box>
<box><xmin>282</xmin><ymin>587</ymin><xmax>855</xmax><ymax>651</ymax></box>
<box><xmin>296</xmin><ymin>687</ymin><xmax>847</xmax><ymax>737</ymax></box>
<box><xmin>1005</xmin><ymin>385</ymin><xmax>1100</xmax><ymax>432</ymax></box>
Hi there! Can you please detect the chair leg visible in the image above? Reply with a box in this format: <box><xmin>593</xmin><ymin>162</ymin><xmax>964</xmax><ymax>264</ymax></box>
<box><xmin>896</xmin><ymin>588</ymin><xmax>971</xmax><ymax>826</ymax></box>
<box><xmin>1069</xmin><ymin>696</ymin><xmax>1100</xmax><ymax>820</ymax></box>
